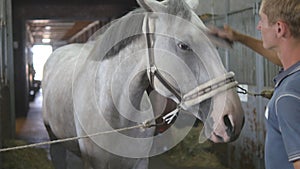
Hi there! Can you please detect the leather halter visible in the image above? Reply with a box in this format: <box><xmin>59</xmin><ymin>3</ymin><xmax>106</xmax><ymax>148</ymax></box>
<box><xmin>146</xmin><ymin>33</ymin><xmax>182</xmax><ymax>102</ymax></box>
<box><xmin>144</xmin><ymin>16</ymin><xmax>238</xmax><ymax>124</ymax></box>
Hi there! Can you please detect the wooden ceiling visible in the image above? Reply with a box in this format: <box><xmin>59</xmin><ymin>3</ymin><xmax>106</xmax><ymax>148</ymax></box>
<box><xmin>26</xmin><ymin>20</ymin><xmax>94</xmax><ymax>45</ymax></box>
<box><xmin>13</xmin><ymin>0</ymin><xmax>138</xmax><ymax>46</ymax></box>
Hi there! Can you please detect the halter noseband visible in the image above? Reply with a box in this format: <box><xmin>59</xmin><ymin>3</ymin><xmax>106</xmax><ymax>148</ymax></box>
<box><xmin>144</xmin><ymin>16</ymin><xmax>238</xmax><ymax>124</ymax></box>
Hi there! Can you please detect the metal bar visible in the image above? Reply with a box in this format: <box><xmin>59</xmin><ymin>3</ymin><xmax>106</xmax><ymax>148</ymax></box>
<box><xmin>254</xmin><ymin>1</ymin><xmax>265</xmax><ymax>167</ymax></box>
<box><xmin>3</xmin><ymin>9</ymin><xmax>8</xmax><ymax>85</ymax></box>
<box><xmin>224</xmin><ymin>0</ymin><xmax>230</xmax><ymax>70</ymax></box>
<box><xmin>0</xmin><ymin>3</ymin><xmax>2</xmax><ymax>167</ymax></box>
<box><xmin>0</xmin><ymin>0</ymin><xmax>4</xmax><ymax>83</ymax></box>
<box><xmin>5</xmin><ymin>0</ymin><xmax>15</xmax><ymax>138</ymax></box>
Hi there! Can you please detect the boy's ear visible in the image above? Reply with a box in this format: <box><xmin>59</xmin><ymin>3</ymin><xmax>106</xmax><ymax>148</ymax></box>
<box><xmin>276</xmin><ymin>20</ymin><xmax>290</xmax><ymax>38</ymax></box>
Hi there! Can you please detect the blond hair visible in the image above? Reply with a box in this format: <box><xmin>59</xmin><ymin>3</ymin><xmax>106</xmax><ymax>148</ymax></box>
<box><xmin>262</xmin><ymin>0</ymin><xmax>300</xmax><ymax>37</ymax></box>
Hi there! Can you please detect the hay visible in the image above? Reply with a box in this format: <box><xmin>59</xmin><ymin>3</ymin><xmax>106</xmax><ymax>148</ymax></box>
<box><xmin>162</xmin><ymin>126</ymin><xmax>230</xmax><ymax>169</ymax></box>
<box><xmin>1</xmin><ymin>140</ymin><xmax>54</xmax><ymax>169</ymax></box>
<box><xmin>0</xmin><ymin>128</ymin><xmax>229</xmax><ymax>169</ymax></box>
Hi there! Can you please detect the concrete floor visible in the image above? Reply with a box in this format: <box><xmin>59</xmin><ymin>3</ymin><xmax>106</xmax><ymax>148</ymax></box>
<box><xmin>16</xmin><ymin>91</ymin><xmax>49</xmax><ymax>150</ymax></box>
<box><xmin>14</xmin><ymin>91</ymin><xmax>221</xmax><ymax>169</ymax></box>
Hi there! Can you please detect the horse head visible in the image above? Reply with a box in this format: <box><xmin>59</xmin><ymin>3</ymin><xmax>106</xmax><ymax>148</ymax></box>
<box><xmin>138</xmin><ymin>0</ymin><xmax>245</xmax><ymax>143</ymax></box>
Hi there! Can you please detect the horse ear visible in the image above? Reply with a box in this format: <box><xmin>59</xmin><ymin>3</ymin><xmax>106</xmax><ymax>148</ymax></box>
<box><xmin>137</xmin><ymin>0</ymin><xmax>166</xmax><ymax>12</ymax></box>
<box><xmin>184</xmin><ymin>0</ymin><xmax>200</xmax><ymax>12</ymax></box>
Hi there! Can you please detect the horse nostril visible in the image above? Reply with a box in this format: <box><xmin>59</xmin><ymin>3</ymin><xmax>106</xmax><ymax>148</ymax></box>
<box><xmin>224</xmin><ymin>115</ymin><xmax>234</xmax><ymax>134</ymax></box>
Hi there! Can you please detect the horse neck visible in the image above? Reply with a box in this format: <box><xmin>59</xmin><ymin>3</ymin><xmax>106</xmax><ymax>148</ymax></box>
<box><xmin>104</xmin><ymin>37</ymin><xmax>150</xmax><ymax>112</ymax></box>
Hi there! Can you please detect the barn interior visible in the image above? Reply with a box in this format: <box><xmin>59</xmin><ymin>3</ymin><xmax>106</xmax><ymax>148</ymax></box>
<box><xmin>1</xmin><ymin>0</ymin><xmax>281</xmax><ymax>169</ymax></box>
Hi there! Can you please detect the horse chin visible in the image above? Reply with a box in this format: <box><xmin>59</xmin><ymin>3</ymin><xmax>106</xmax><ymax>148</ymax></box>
<box><xmin>209</xmin><ymin>132</ymin><xmax>231</xmax><ymax>143</ymax></box>
<box><xmin>211</xmin><ymin>131</ymin><xmax>242</xmax><ymax>143</ymax></box>
<box><xmin>203</xmin><ymin>117</ymin><xmax>242</xmax><ymax>143</ymax></box>
<box><xmin>208</xmin><ymin>121</ymin><xmax>243</xmax><ymax>143</ymax></box>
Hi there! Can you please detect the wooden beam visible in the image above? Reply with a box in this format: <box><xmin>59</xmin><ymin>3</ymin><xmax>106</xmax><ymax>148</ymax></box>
<box><xmin>61</xmin><ymin>21</ymin><xmax>93</xmax><ymax>40</ymax></box>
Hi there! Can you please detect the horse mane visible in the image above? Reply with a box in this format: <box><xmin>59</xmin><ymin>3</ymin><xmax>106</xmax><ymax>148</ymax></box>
<box><xmin>89</xmin><ymin>9</ymin><xmax>145</xmax><ymax>60</ymax></box>
<box><xmin>90</xmin><ymin>0</ymin><xmax>192</xmax><ymax>60</ymax></box>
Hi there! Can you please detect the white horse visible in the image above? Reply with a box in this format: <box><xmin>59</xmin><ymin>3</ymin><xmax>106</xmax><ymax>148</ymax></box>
<box><xmin>42</xmin><ymin>0</ymin><xmax>244</xmax><ymax>168</ymax></box>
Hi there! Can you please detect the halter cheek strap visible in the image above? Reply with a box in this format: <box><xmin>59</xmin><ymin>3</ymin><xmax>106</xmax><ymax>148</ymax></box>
<box><xmin>143</xmin><ymin>15</ymin><xmax>154</xmax><ymax>86</ymax></box>
<box><xmin>143</xmin><ymin>14</ymin><xmax>182</xmax><ymax>102</ymax></box>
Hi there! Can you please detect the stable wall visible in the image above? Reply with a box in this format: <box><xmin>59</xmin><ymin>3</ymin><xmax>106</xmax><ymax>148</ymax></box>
<box><xmin>0</xmin><ymin>0</ymin><xmax>15</xmax><ymax>168</ymax></box>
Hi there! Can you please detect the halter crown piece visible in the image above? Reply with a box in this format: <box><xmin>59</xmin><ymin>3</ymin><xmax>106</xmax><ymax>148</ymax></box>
<box><xmin>143</xmin><ymin>14</ymin><xmax>238</xmax><ymax>124</ymax></box>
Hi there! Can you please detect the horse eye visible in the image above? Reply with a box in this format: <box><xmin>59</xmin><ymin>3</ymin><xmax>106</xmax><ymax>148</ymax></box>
<box><xmin>177</xmin><ymin>42</ymin><xmax>192</xmax><ymax>51</ymax></box>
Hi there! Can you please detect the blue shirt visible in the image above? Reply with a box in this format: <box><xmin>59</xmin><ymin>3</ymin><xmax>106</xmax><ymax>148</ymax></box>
<box><xmin>265</xmin><ymin>61</ymin><xmax>300</xmax><ymax>169</ymax></box>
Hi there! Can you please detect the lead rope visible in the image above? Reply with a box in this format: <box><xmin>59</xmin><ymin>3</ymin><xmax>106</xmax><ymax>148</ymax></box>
<box><xmin>237</xmin><ymin>85</ymin><xmax>274</xmax><ymax>99</ymax></box>
<box><xmin>0</xmin><ymin>118</ymin><xmax>160</xmax><ymax>153</ymax></box>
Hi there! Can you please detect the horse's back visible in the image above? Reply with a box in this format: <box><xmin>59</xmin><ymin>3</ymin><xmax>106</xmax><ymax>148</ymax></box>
<box><xmin>42</xmin><ymin>43</ymin><xmax>86</xmax><ymax>153</ymax></box>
